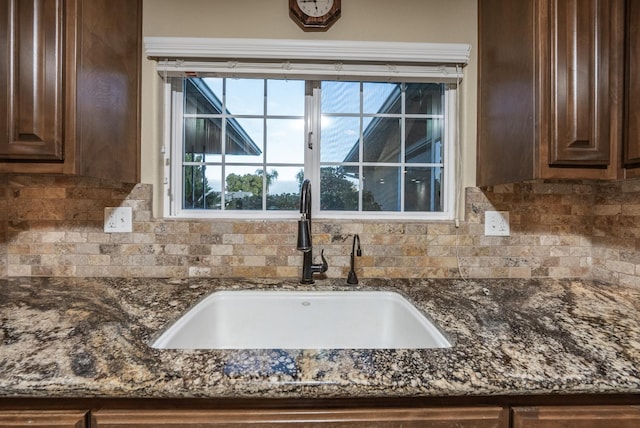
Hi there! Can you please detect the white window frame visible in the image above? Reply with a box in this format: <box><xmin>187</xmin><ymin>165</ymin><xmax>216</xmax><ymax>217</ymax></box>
<box><xmin>147</xmin><ymin>38</ymin><xmax>470</xmax><ymax>220</ymax></box>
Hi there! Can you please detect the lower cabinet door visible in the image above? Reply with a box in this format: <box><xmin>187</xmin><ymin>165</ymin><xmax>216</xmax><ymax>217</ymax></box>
<box><xmin>512</xmin><ymin>406</ymin><xmax>640</xmax><ymax>427</ymax></box>
<box><xmin>92</xmin><ymin>407</ymin><xmax>508</xmax><ymax>427</ymax></box>
<box><xmin>0</xmin><ymin>410</ymin><xmax>87</xmax><ymax>427</ymax></box>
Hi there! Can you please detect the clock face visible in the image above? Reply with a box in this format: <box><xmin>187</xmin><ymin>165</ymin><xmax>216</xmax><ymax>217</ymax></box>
<box><xmin>296</xmin><ymin>0</ymin><xmax>335</xmax><ymax>17</ymax></box>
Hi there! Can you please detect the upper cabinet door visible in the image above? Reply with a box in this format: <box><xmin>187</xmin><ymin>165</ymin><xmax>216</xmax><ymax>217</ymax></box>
<box><xmin>546</xmin><ymin>0</ymin><xmax>621</xmax><ymax>167</ymax></box>
<box><xmin>477</xmin><ymin>0</ymin><xmax>624</xmax><ymax>186</ymax></box>
<box><xmin>625</xmin><ymin>0</ymin><xmax>640</xmax><ymax>168</ymax></box>
<box><xmin>0</xmin><ymin>0</ymin><xmax>64</xmax><ymax>161</ymax></box>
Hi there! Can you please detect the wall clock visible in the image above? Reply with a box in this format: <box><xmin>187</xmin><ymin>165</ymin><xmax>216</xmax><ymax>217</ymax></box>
<box><xmin>289</xmin><ymin>0</ymin><xmax>341</xmax><ymax>31</ymax></box>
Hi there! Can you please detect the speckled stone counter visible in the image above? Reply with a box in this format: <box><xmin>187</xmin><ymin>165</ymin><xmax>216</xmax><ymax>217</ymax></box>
<box><xmin>0</xmin><ymin>277</ymin><xmax>639</xmax><ymax>399</ymax></box>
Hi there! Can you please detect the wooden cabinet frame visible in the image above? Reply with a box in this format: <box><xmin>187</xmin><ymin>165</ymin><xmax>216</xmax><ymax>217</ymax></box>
<box><xmin>2</xmin><ymin>395</ymin><xmax>638</xmax><ymax>428</ymax></box>
<box><xmin>543</xmin><ymin>0</ymin><xmax>622</xmax><ymax>168</ymax></box>
<box><xmin>92</xmin><ymin>407</ymin><xmax>508</xmax><ymax>428</ymax></box>
<box><xmin>477</xmin><ymin>0</ymin><xmax>625</xmax><ymax>186</ymax></box>
<box><xmin>0</xmin><ymin>0</ymin><xmax>65</xmax><ymax>161</ymax></box>
<box><xmin>0</xmin><ymin>410</ymin><xmax>87</xmax><ymax>427</ymax></box>
<box><xmin>513</xmin><ymin>405</ymin><xmax>640</xmax><ymax>427</ymax></box>
<box><xmin>0</xmin><ymin>0</ymin><xmax>141</xmax><ymax>182</ymax></box>
<box><xmin>624</xmin><ymin>0</ymin><xmax>640</xmax><ymax>174</ymax></box>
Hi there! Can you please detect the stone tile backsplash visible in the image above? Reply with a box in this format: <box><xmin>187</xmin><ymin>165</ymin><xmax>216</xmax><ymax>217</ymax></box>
<box><xmin>591</xmin><ymin>179</ymin><xmax>640</xmax><ymax>286</ymax></box>
<box><xmin>0</xmin><ymin>174</ymin><xmax>638</xmax><ymax>285</ymax></box>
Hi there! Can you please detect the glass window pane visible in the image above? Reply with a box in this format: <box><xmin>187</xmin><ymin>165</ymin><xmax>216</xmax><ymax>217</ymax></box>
<box><xmin>183</xmin><ymin>118</ymin><xmax>223</xmax><ymax>160</ymax></box>
<box><xmin>225</xmin><ymin>166</ymin><xmax>264</xmax><ymax>210</ymax></box>
<box><xmin>226</xmin><ymin>78</ymin><xmax>264</xmax><ymax>115</ymax></box>
<box><xmin>266</xmin><ymin>119</ymin><xmax>304</xmax><ymax>163</ymax></box>
<box><xmin>266</xmin><ymin>166</ymin><xmax>304</xmax><ymax>210</ymax></box>
<box><xmin>406</xmin><ymin>83</ymin><xmax>444</xmax><ymax>115</ymax></box>
<box><xmin>321</xmin><ymin>81</ymin><xmax>360</xmax><ymax>113</ymax></box>
<box><xmin>320</xmin><ymin>166</ymin><xmax>359</xmax><ymax>211</ymax></box>
<box><xmin>202</xmin><ymin>78</ymin><xmax>223</xmax><ymax>100</ymax></box>
<box><xmin>405</xmin><ymin>167</ymin><xmax>442</xmax><ymax>212</ymax></box>
<box><xmin>363</xmin><ymin>117</ymin><xmax>400</xmax><ymax>163</ymax></box>
<box><xmin>363</xmin><ymin>166</ymin><xmax>400</xmax><ymax>211</ymax></box>
<box><xmin>363</xmin><ymin>82</ymin><xmax>401</xmax><ymax>114</ymax></box>
<box><xmin>405</xmin><ymin>118</ymin><xmax>443</xmax><ymax>163</ymax></box>
<box><xmin>321</xmin><ymin>116</ymin><xmax>360</xmax><ymax>162</ymax></box>
<box><xmin>267</xmin><ymin>80</ymin><xmax>305</xmax><ymax>116</ymax></box>
<box><xmin>178</xmin><ymin>77</ymin><xmax>450</xmax><ymax>217</ymax></box>
<box><xmin>226</xmin><ymin>118</ymin><xmax>263</xmax><ymax>163</ymax></box>
<box><xmin>184</xmin><ymin>79</ymin><xmax>224</xmax><ymax>115</ymax></box>
<box><xmin>183</xmin><ymin>165</ymin><xmax>221</xmax><ymax>210</ymax></box>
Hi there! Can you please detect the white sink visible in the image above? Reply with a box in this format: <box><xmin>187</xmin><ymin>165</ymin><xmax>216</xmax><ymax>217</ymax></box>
<box><xmin>151</xmin><ymin>290</ymin><xmax>451</xmax><ymax>350</ymax></box>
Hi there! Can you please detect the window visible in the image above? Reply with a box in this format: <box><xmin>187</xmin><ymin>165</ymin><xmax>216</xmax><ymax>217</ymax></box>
<box><xmin>154</xmin><ymin>39</ymin><xmax>469</xmax><ymax>220</ymax></box>
<box><xmin>168</xmin><ymin>77</ymin><xmax>456</xmax><ymax>220</ymax></box>
<box><xmin>179</xmin><ymin>78</ymin><xmax>305</xmax><ymax>212</ymax></box>
<box><xmin>318</xmin><ymin>81</ymin><xmax>447</xmax><ymax>214</ymax></box>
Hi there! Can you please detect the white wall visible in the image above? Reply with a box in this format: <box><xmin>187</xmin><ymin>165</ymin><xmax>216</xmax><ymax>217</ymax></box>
<box><xmin>141</xmin><ymin>0</ymin><xmax>478</xmax><ymax>216</ymax></box>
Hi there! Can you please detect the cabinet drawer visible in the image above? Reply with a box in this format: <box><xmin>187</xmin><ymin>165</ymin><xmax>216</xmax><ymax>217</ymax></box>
<box><xmin>93</xmin><ymin>407</ymin><xmax>508</xmax><ymax>428</ymax></box>
<box><xmin>0</xmin><ymin>410</ymin><xmax>86</xmax><ymax>427</ymax></box>
<box><xmin>513</xmin><ymin>405</ymin><xmax>640</xmax><ymax>427</ymax></box>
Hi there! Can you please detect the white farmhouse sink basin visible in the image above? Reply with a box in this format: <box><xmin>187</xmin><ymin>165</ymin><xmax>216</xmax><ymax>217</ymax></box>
<box><xmin>151</xmin><ymin>290</ymin><xmax>451</xmax><ymax>350</ymax></box>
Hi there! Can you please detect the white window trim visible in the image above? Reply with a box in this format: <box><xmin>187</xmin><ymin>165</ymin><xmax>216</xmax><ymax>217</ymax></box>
<box><xmin>145</xmin><ymin>37</ymin><xmax>470</xmax><ymax>65</ymax></box>
<box><xmin>149</xmin><ymin>38</ymin><xmax>470</xmax><ymax>221</ymax></box>
<box><xmin>147</xmin><ymin>37</ymin><xmax>468</xmax><ymax>83</ymax></box>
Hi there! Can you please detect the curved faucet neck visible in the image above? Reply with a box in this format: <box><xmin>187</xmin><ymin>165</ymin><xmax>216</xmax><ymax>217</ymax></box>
<box><xmin>300</xmin><ymin>179</ymin><xmax>312</xmax><ymax>219</ymax></box>
<box><xmin>351</xmin><ymin>234</ymin><xmax>361</xmax><ymax>257</ymax></box>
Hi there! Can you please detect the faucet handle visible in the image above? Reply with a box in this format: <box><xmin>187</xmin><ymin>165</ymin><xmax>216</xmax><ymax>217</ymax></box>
<box><xmin>316</xmin><ymin>249</ymin><xmax>328</xmax><ymax>273</ymax></box>
<box><xmin>306</xmin><ymin>249</ymin><xmax>328</xmax><ymax>279</ymax></box>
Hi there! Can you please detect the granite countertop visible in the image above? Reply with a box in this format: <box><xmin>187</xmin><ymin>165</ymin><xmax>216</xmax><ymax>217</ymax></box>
<box><xmin>0</xmin><ymin>277</ymin><xmax>639</xmax><ymax>399</ymax></box>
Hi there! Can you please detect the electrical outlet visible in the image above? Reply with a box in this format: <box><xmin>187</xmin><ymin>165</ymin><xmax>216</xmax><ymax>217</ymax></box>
<box><xmin>485</xmin><ymin>210</ymin><xmax>510</xmax><ymax>236</ymax></box>
<box><xmin>104</xmin><ymin>207</ymin><xmax>133</xmax><ymax>233</ymax></box>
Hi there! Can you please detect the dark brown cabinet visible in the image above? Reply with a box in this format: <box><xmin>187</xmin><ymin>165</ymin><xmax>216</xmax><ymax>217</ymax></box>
<box><xmin>92</xmin><ymin>407</ymin><xmax>508</xmax><ymax>428</ymax></box>
<box><xmin>0</xmin><ymin>0</ymin><xmax>141</xmax><ymax>183</ymax></box>
<box><xmin>625</xmin><ymin>0</ymin><xmax>640</xmax><ymax>172</ymax></box>
<box><xmin>477</xmin><ymin>0</ymin><xmax>625</xmax><ymax>186</ymax></box>
<box><xmin>512</xmin><ymin>405</ymin><xmax>640</xmax><ymax>427</ymax></box>
<box><xmin>0</xmin><ymin>410</ymin><xmax>86</xmax><ymax>427</ymax></box>
<box><xmin>545</xmin><ymin>0</ymin><xmax>622</xmax><ymax>169</ymax></box>
<box><xmin>3</xmin><ymin>399</ymin><xmax>640</xmax><ymax>428</ymax></box>
<box><xmin>0</xmin><ymin>0</ymin><xmax>64</xmax><ymax>162</ymax></box>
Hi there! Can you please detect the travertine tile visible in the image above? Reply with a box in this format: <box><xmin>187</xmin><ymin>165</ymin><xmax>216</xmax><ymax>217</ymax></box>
<box><xmin>0</xmin><ymin>174</ymin><xmax>638</xmax><ymax>282</ymax></box>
